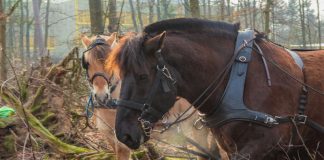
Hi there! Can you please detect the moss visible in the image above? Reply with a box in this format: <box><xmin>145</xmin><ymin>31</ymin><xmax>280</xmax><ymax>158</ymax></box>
<box><xmin>3</xmin><ymin>135</ymin><xmax>16</xmax><ymax>154</ymax></box>
<box><xmin>131</xmin><ymin>150</ymin><xmax>147</xmax><ymax>159</ymax></box>
<box><xmin>41</xmin><ymin>112</ymin><xmax>56</xmax><ymax>125</ymax></box>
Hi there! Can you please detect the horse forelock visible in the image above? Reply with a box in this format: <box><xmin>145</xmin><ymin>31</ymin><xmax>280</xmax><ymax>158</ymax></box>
<box><xmin>85</xmin><ymin>43</ymin><xmax>111</xmax><ymax>66</ymax></box>
<box><xmin>106</xmin><ymin>33</ymin><xmax>148</xmax><ymax>79</ymax></box>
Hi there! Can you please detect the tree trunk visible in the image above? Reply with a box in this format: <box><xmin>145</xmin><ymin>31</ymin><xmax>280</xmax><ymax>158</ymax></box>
<box><xmin>136</xmin><ymin>0</ymin><xmax>143</xmax><ymax>29</ymax></box>
<box><xmin>227</xmin><ymin>0</ymin><xmax>232</xmax><ymax>22</ymax></box>
<box><xmin>8</xmin><ymin>0</ymin><xmax>14</xmax><ymax>57</ymax></box>
<box><xmin>44</xmin><ymin>0</ymin><xmax>50</xmax><ymax>50</ymax></box>
<box><xmin>32</xmin><ymin>0</ymin><xmax>45</xmax><ymax>57</ymax></box>
<box><xmin>298</xmin><ymin>0</ymin><xmax>306</xmax><ymax>47</ymax></box>
<box><xmin>89</xmin><ymin>0</ymin><xmax>104</xmax><ymax>34</ymax></box>
<box><xmin>25</xmin><ymin>0</ymin><xmax>30</xmax><ymax>59</ymax></box>
<box><xmin>129</xmin><ymin>0</ymin><xmax>138</xmax><ymax>32</ymax></box>
<box><xmin>207</xmin><ymin>0</ymin><xmax>211</xmax><ymax>19</ymax></box>
<box><xmin>161</xmin><ymin>0</ymin><xmax>169</xmax><ymax>19</ymax></box>
<box><xmin>271</xmin><ymin>4</ymin><xmax>275</xmax><ymax>41</ymax></box>
<box><xmin>19</xmin><ymin>0</ymin><xmax>24</xmax><ymax>62</ymax></box>
<box><xmin>252</xmin><ymin>0</ymin><xmax>256</xmax><ymax>28</ymax></box>
<box><xmin>248</xmin><ymin>0</ymin><xmax>253</xmax><ymax>28</ymax></box>
<box><xmin>264</xmin><ymin>0</ymin><xmax>272</xmax><ymax>34</ymax></box>
<box><xmin>241</xmin><ymin>0</ymin><xmax>248</xmax><ymax>28</ymax></box>
<box><xmin>189</xmin><ymin>0</ymin><xmax>200</xmax><ymax>18</ymax></box>
<box><xmin>108</xmin><ymin>0</ymin><xmax>118</xmax><ymax>32</ymax></box>
<box><xmin>156</xmin><ymin>0</ymin><xmax>161</xmax><ymax>21</ymax></box>
<box><xmin>183</xmin><ymin>0</ymin><xmax>190</xmax><ymax>17</ymax></box>
<box><xmin>316</xmin><ymin>0</ymin><xmax>321</xmax><ymax>49</ymax></box>
<box><xmin>202</xmin><ymin>0</ymin><xmax>206</xmax><ymax>18</ymax></box>
<box><xmin>0</xmin><ymin>0</ymin><xmax>7</xmax><ymax>82</ymax></box>
<box><xmin>148</xmin><ymin>0</ymin><xmax>154</xmax><ymax>24</ymax></box>
<box><xmin>220</xmin><ymin>0</ymin><xmax>225</xmax><ymax>20</ymax></box>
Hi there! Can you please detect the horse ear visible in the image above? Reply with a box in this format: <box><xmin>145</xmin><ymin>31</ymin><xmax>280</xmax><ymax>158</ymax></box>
<box><xmin>144</xmin><ymin>31</ymin><xmax>166</xmax><ymax>55</ymax></box>
<box><xmin>107</xmin><ymin>32</ymin><xmax>118</xmax><ymax>47</ymax></box>
<box><xmin>81</xmin><ymin>35</ymin><xmax>91</xmax><ymax>48</ymax></box>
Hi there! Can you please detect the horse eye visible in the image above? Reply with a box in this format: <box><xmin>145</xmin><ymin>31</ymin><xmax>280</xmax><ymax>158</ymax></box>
<box><xmin>81</xmin><ymin>55</ymin><xmax>89</xmax><ymax>69</ymax></box>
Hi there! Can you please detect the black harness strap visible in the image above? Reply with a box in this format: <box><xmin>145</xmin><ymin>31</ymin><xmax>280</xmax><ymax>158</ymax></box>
<box><xmin>202</xmin><ymin>30</ymin><xmax>324</xmax><ymax>134</ymax></box>
<box><xmin>202</xmin><ymin>30</ymin><xmax>278</xmax><ymax>128</ymax></box>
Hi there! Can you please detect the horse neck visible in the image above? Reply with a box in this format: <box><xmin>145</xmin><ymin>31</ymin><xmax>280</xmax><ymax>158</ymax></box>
<box><xmin>167</xmin><ymin>35</ymin><xmax>236</xmax><ymax>113</ymax></box>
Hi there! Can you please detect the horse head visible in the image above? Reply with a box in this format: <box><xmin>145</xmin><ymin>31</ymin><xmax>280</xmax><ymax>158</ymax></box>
<box><xmin>81</xmin><ymin>33</ymin><xmax>119</xmax><ymax>105</ymax></box>
<box><xmin>106</xmin><ymin>31</ymin><xmax>181</xmax><ymax>149</ymax></box>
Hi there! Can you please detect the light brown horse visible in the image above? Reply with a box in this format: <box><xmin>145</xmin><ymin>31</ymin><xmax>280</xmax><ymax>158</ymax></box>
<box><xmin>81</xmin><ymin>33</ymin><xmax>223</xmax><ymax>160</ymax></box>
<box><xmin>106</xmin><ymin>18</ymin><xmax>324</xmax><ymax>159</ymax></box>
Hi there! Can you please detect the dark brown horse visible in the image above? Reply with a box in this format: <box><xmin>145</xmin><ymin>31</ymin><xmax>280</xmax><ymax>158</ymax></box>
<box><xmin>81</xmin><ymin>33</ymin><xmax>224</xmax><ymax>160</ymax></box>
<box><xmin>106</xmin><ymin>18</ymin><xmax>324</xmax><ymax>159</ymax></box>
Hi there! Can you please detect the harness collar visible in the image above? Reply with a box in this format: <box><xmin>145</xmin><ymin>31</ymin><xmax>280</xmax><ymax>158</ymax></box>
<box><xmin>202</xmin><ymin>30</ymin><xmax>279</xmax><ymax>128</ymax></box>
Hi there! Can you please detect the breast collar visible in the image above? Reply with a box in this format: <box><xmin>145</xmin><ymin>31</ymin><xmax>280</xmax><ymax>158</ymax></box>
<box><xmin>201</xmin><ymin>30</ymin><xmax>305</xmax><ymax>128</ymax></box>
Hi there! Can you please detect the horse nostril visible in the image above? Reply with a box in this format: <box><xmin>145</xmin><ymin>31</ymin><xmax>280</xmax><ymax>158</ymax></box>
<box><xmin>121</xmin><ymin>134</ymin><xmax>132</xmax><ymax>143</ymax></box>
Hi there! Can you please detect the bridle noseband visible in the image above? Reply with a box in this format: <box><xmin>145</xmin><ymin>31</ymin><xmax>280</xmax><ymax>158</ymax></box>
<box><xmin>115</xmin><ymin>49</ymin><xmax>177</xmax><ymax>136</ymax></box>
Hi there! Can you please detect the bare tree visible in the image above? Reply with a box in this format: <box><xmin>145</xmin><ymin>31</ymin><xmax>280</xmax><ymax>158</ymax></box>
<box><xmin>227</xmin><ymin>0</ymin><xmax>232</xmax><ymax>22</ymax></box>
<box><xmin>8</xmin><ymin>0</ymin><xmax>14</xmax><ymax>57</ymax></box>
<box><xmin>0</xmin><ymin>0</ymin><xmax>7</xmax><ymax>82</ymax></box>
<box><xmin>26</xmin><ymin>0</ymin><xmax>32</xmax><ymax>60</ymax></box>
<box><xmin>202</xmin><ymin>0</ymin><xmax>206</xmax><ymax>18</ymax></box>
<box><xmin>207</xmin><ymin>0</ymin><xmax>211</xmax><ymax>19</ymax></box>
<box><xmin>252</xmin><ymin>0</ymin><xmax>256</xmax><ymax>28</ymax></box>
<box><xmin>89</xmin><ymin>0</ymin><xmax>104</xmax><ymax>34</ymax></box>
<box><xmin>220</xmin><ymin>0</ymin><xmax>225</xmax><ymax>20</ymax></box>
<box><xmin>0</xmin><ymin>0</ymin><xmax>21</xmax><ymax>82</ymax></box>
<box><xmin>129</xmin><ymin>0</ymin><xmax>138</xmax><ymax>32</ymax></box>
<box><xmin>156</xmin><ymin>0</ymin><xmax>161</xmax><ymax>20</ymax></box>
<box><xmin>108</xmin><ymin>0</ymin><xmax>118</xmax><ymax>32</ymax></box>
<box><xmin>19</xmin><ymin>0</ymin><xmax>24</xmax><ymax>62</ymax></box>
<box><xmin>148</xmin><ymin>0</ymin><xmax>154</xmax><ymax>24</ymax></box>
<box><xmin>161</xmin><ymin>0</ymin><xmax>170</xmax><ymax>19</ymax></box>
<box><xmin>136</xmin><ymin>0</ymin><xmax>143</xmax><ymax>29</ymax></box>
<box><xmin>316</xmin><ymin>0</ymin><xmax>321</xmax><ymax>49</ymax></box>
<box><xmin>298</xmin><ymin>0</ymin><xmax>306</xmax><ymax>47</ymax></box>
<box><xmin>264</xmin><ymin>0</ymin><xmax>272</xmax><ymax>34</ymax></box>
<box><xmin>44</xmin><ymin>0</ymin><xmax>50</xmax><ymax>50</ymax></box>
<box><xmin>189</xmin><ymin>0</ymin><xmax>200</xmax><ymax>18</ymax></box>
<box><xmin>32</xmin><ymin>0</ymin><xmax>45</xmax><ymax>56</ymax></box>
<box><xmin>183</xmin><ymin>0</ymin><xmax>190</xmax><ymax>17</ymax></box>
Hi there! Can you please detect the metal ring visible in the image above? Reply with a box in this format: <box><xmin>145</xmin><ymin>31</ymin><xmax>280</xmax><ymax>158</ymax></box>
<box><xmin>239</xmin><ymin>56</ymin><xmax>247</xmax><ymax>62</ymax></box>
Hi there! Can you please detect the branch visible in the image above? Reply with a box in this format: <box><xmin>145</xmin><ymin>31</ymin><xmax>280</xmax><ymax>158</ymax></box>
<box><xmin>0</xmin><ymin>0</ymin><xmax>22</xmax><ymax>20</ymax></box>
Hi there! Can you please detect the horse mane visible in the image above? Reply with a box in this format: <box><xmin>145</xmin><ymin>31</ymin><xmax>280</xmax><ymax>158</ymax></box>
<box><xmin>106</xmin><ymin>18</ymin><xmax>240</xmax><ymax>78</ymax></box>
<box><xmin>144</xmin><ymin>18</ymin><xmax>240</xmax><ymax>35</ymax></box>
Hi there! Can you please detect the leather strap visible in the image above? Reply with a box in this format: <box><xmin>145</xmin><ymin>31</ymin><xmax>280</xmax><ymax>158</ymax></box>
<box><xmin>203</xmin><ymin>30</ymin><xmax>278</xmax><ymax>128</ymax></box>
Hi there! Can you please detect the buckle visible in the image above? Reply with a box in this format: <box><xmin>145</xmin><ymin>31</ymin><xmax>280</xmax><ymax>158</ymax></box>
<box><xmin>294</xmin><ymin>114</ymin><xmax>307</xmax><ymax>124</ymax></box>
<box><xmin>193</xmin><ymin>118</ymin><xmax>205</xmax><ymax>130</ymax></box>
<box><xmin>264</xmin><ymin>116</ymin><xmax>278</xmax><ymax>125</ymax></box>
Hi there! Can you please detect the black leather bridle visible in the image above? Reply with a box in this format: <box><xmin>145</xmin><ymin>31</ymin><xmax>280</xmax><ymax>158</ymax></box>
<box><xmin>114</xmin><ymin>49</ymin><xmax>177</xmax><ymax>136</ymax></box>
